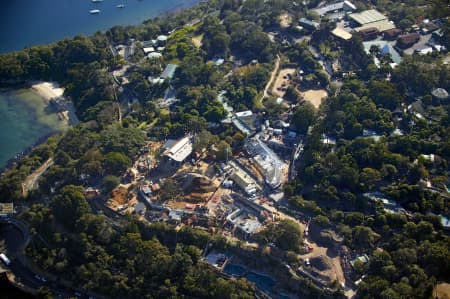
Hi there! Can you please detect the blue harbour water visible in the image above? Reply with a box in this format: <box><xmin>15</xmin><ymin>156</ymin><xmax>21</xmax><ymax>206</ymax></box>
<box><xmin>0</xmin><ymin>0</ymin><xmax>197</xmax><ymax>169</ymax></box>
<box><xmin>0</xmin><ymin>89</ymin><xmax>69</xmax><ymax>168</ymax></box>
<box><xmin>0</xmin><ymin>0</ymin><xmax>198</xmax><ymax>53</ymax></box>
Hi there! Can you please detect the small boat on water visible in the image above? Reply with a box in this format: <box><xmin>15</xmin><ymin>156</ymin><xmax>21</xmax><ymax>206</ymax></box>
<box><xmin>91</xmin><ymin>0</ymin><xmax>103</xmax><ymax>3</ymax></box>
<box><xmin>89</xmin><ymin>9</ymin><xmax>101</xmax><ymax>14</ymax></box>
<box><xmin>116</xmin><ymin>4</ymin><xmax>126</xmax><ymax>8</ymax></box>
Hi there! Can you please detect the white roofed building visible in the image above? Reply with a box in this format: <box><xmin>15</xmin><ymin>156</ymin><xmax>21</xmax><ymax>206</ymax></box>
<box><xmin>246</xmin><ymin>137</ymin><xmax>287</xmax><ymax>189</ymax></box>
<box><xmin>147</xmin><ymin>52</ymin><xmax>162</xmax><ymax>59</ymax></box>
<box><xmin>313</xmin><ymin>1</ymin><xmax>356</xmax><ymax>17</ymax></box>
<box><xmin>143</xmin><ymin>47</ymin><xmax>155</xmax><ymax>54</ymax></box>
<box><xmin>229</xmin><ymin>161</ymin><xmax>260</xmax><ymax>195</ymax></box>
<box><xmin>349</xmin><ymin>9</ymin><xmax>396</xmax><ymax>33</ymax></box>
<box><xmin>349</xmin><ymin>9</ymin><xmax>387</xmax><ymax>25</ymax></box>
<box><xmin>163</xmin><ymin>135</ymin><xmax>193</xmax><ymax>166</ymax></box>
<box><xmin>331</xmin><ymin>27</ymin><xmax>353</xmax><ymax>40</ymax></box>
<box><xmin>157</xmin><ymin>35</ymin><xmax>168</xmax><ymax>45</ymax></box>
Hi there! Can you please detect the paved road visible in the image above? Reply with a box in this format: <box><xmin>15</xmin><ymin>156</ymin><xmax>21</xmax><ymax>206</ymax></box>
<box><xmin>0</xmin><ymin>219</ymin><xmax>85</xmax><ymax>298</ymax></box>
<box><xmin>0</xmin><ymin>221</ymin><xmax>44</xmax><ymax>290</ymax></box>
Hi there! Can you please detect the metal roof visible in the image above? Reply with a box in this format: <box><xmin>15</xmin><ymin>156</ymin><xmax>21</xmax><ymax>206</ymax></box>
<box><xmin>247</xmin><ymin>137</ymin><xmax>286</xmax><ymax>189</ymax></box>
<box><xmin>354</xmin><ymin>19</ymin><xmax>395</xmax><ymax>32</ymax></box>
<box><xmin>235</xmin><ymin>110</ymin><xmax>253</xmax><ymax>118</ymax></box>
<box><xmin>331</xmin><ymin>27</ymin><xmax>353</xmax><ymax>40</ymax></box>
<box><xmin>349</xmin><ymin>9</ymin><xmax>387</xmax><ymax>25</ymax></box>
<box><xmin>164</xmin><ymin>136</ymin><xmax>193</xmax><ymax>162</ymax></box>
<box><xmin>313</xmin><ymin>2</ymin><xmax>344</xmax><ymax>16</ymax></box>
<box><xmin>363</xmin><ymin>41</ymin><xmax>402</xmax><ymax>64</ymax></box>
<box><xmin>143</xmin><ymin>47</ymin><xmax>155</xmax><ymax>53</ymax></box>
<box><xmin>431</xmin><ymin>88</ymin><xmax>449</xmax><ymax>99</ymax></box>
<box><xmin>161</xmin><ymin>64</ymin><xmax>178</xmax><ymax>79</ymax></box>
<box><xmin>299</xmin><ymin>18</ymin><xmax>320</xmax><ymax>29</ymax></box>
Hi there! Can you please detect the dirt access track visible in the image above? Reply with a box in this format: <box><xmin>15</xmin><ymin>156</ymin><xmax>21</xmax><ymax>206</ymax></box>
<box><xmin>272</xmin><ymin>68</ymin><xmax>296</xmax><ymax>97</ymax></box>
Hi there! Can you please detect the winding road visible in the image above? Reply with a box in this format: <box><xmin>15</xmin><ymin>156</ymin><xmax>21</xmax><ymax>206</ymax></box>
<box><xmin>0</xmin><ymin>218</ymin><xmax>83</xmax><ymax>298</ymax></box>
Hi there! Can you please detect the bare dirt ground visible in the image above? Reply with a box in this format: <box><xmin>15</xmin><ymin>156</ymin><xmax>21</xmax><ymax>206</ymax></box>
<box><xmin>192</xmin><ymin>34</ymin><xmax>203</xmax><ymax>48</ymax></box>
<box><xmin>108</xmin><ymin>185</ymin><xmax>129</xmax><ymax>207</ymax></box>
<box><xmin>107</xmin><ymin>184</ymin><xmax>138</xmax><ymax>213</ymax></box>
<box><xmin>166</xmin><ymin>199</ymin><xmax>193</xmax><ymax>209</ymax></box>
<box><xmin>272</xmin><ymin>68</ymin><xmax>296</xmax><ymax>97</ymax></box>
<box><xmin>301</xmin><ymin>89</ymin><xmax>328</xmax><ymax>108</ymax></box>
<box><xmin>300</xmin><ymin>239</ymin><xmax>345</xmax><ymax>285</ymax></box>
<box><xmin>178</xmin><ymin>160</ymin><xmax>213</xmax><ymax>177</ymax></box>
<box><xmin>435</xmin><ymin>283</ymin><xmax>450</xmax><ymax>299</ymax></box>
<box><xmin>145</xmin><ymin>141</ymin><xmax>163</xmax><ymax>160</ymax></box>
<box><xmin>279</xmin><ymin>13</ymin><xmax>292</xmax><ymax>28</ymax></box>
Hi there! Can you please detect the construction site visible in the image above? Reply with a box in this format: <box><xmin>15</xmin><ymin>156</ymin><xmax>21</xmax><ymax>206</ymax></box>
<box><xmin>96</xmin><ymin>132</ymin><xmax>348</xmax><ymax>293</ymax></box>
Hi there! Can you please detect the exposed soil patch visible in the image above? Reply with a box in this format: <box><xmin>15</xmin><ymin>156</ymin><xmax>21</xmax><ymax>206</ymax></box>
<box><xmin>301</xmin><ymin>89</ymin><xmax>328</xmax><ymax>108</ymax></box>
<box><xmin>272</xmin><ymin>68</ymin><xmax>296</xmax><ymax>97</ymax></box>
<box><xmin>435</xmin><ymin>283</ymin><xmax>450</xmax><ymax>299</ymax></box>
<box><xmin>192</xmin><ymin>34</ymin><xmax>203</xmax><ymax>48</ymax></box>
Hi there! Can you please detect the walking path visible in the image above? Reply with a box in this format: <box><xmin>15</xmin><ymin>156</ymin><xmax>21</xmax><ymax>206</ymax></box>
<box><xmin>22</xmin><ymin>158</ymin><xmax>53</xmax><ymax>197</ymax></box>
<box><xmin>260</xmin><ymin>54</ymin><xmax>281</xmax><ymax>106</ymax></box>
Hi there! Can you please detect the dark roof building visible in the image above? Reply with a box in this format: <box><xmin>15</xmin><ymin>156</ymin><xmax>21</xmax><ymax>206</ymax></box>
<box><xmin>421</xmin><ymin>22</ymin><xmax>439</xmax><ymax>34</ymax></box>
<box><xmin>299</xmin><ymin>18</ymin><xmax>320</xmax><ymax>31</ymax></box>
<box><xmin>358</xmin><ymin>27</ymin><xmax>379</xmax><ymax>40</ymax></box>
<box><xmin>383</xmin><ymin>28</ymin><xmax>402</xmax><ymax>40</ymax></box>
<box><xmin>397</xmin><ymin>33</ymin><xmax>420</xmax><ymax>48</ymax></box>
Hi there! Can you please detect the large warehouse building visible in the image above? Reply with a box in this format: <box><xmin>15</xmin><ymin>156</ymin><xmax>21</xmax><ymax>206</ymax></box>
<box><xmin>349</xmin><ymin>9</ymin><xmax>396</xmax><ymax>32</ymax></box>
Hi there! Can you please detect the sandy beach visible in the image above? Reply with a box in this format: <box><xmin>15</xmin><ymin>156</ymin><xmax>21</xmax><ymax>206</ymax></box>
<box><xmin>30</xmin><ymin>81</ymin><xmax>78</xmax><ymax>126</ymax></box>
<box><xmin>31</xmin><ymin>82</ymin><xmax>65</xmax><ymax>102</ymax></box>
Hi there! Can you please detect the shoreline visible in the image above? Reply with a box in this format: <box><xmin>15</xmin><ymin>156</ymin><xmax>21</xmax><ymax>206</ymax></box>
<box><xmin>0</xmin><ymin>83</ymin><xmax>76</xmax><ymax>173</ymax></box>
<box><xmin>0</xmin><ymin>132</ymin><xmax>56</xmax><ymax>174</ymax></box>
<box><xmin>29</xmin><ymin>81</ymin><xmax>78</xmax><ymax>126</ymax></box>
<box><xmin>1</xmin><ymin>0</ymin><xmax>201</xmax><ymax>55</ymax></box>
<box><xmin>30</xmin><ymin>82</ymin><xmax>65</xmax><ymax>104</ymax></box>
<box><xmin>0</xmin><ymin>0</ymin><xmax>200</xmax><ymax>172</ymax></box>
